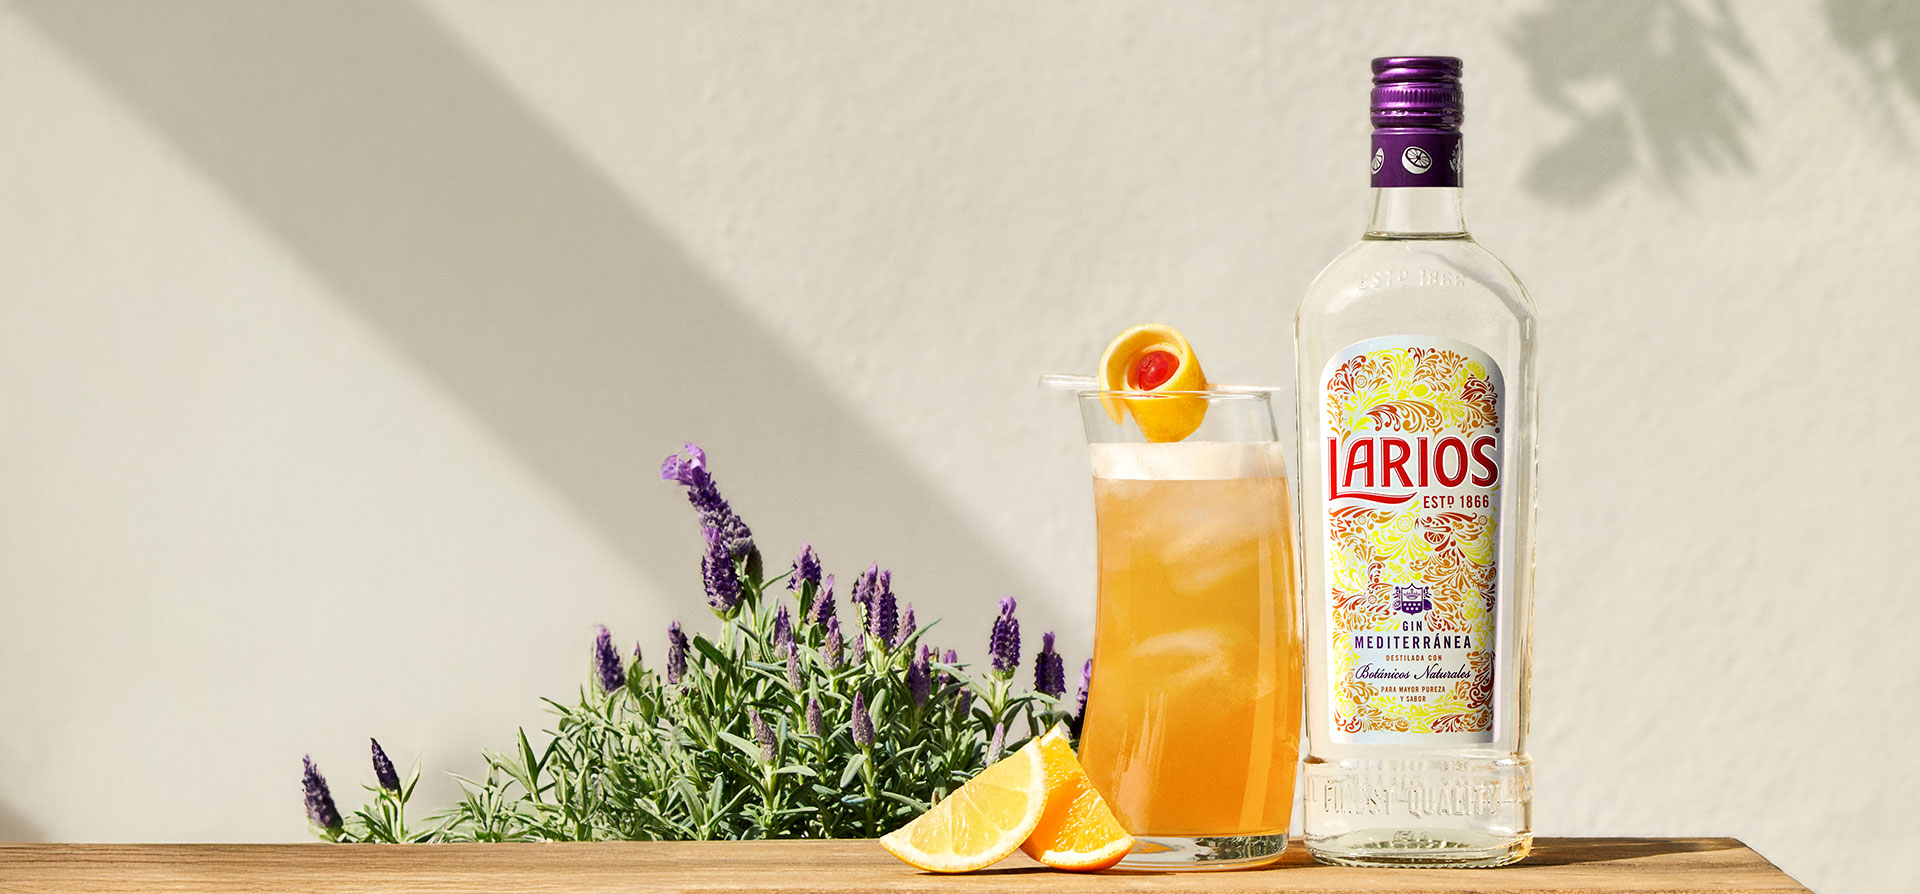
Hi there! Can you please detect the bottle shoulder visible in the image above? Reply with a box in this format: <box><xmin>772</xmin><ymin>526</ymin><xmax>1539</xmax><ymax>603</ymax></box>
<box><xmin>1296</xmin><ymin>236</ymin><xmax>1537</xmax><ymax>329</ymax></box>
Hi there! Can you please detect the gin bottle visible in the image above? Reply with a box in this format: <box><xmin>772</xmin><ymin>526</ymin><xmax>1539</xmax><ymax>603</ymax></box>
<box><xmin>1293</xmin><ymin>56</ymin><xmax>1536</xmax><ymax>868</ymax></box>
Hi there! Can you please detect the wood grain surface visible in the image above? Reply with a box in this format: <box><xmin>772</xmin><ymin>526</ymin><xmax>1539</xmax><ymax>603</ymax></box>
<box><xmin>0</xmin><ymin>838</ymin><xmax>1809</xmax><ymax>893</ymax></box>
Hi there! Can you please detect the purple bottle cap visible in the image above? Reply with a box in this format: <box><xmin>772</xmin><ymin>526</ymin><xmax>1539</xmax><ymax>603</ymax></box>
<box><xmin>1371</xmin><ymin>55</ymin><xmax>1462</xmax><ymax>131</ymax></box>
<box><xmin>1369</xmin><ymin>56</ymin><xmax>1463</xmax><ymax>188</ymax></box>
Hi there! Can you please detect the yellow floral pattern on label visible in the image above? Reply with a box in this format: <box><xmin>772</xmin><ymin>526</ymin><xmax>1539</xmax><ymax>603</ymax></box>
<box><xmin>1321</xmin><ymin>336</ymin><xmax>1502</xmax><ymax>743</ymax></box>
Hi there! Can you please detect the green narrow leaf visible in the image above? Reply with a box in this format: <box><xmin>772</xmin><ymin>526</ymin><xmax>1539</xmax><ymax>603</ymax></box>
<box><xmin>715</xmin><ymin>730</ymin><xmax>762</xmax><ymax>762</ymax></box>
<box><xmin>837</xmin><ymin>752</ymin><xmax>867</xmax><ymax>789</ymax></box>
<box><xmin>692</xmin><ymin>637</ymin><xmax>730</xmax><ymax>667</ymax></box>
<box><xmin>517</xmin><ymin>729</ymin><xmax>542</xmax><ymax>778</ymax></box>
<box><xmin>880</xmin><ymin>791</ymin><xmax>929</xmax><ymax>812</ymax></box>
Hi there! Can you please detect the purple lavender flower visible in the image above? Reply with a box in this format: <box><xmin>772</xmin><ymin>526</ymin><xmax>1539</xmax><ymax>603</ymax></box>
<box><xmin>822</xmin><ymin>618</ymin><xmax>843</xmax><ymax>670</ymax></box>
<box><xmin>850</xmin><ymin>692</ymin><xmax>874</xmax><ymax>747</ymax></box>
<box><xmin>849</xmin><ymin>564</ymin><xmax>879</xmax><ymax>630</ymax></box>
<box><xmin>749</xmin><ymin>707</ymin><xmax>777</xmax><ymax>761</ymax></box>
<box><xmin>940</xmin><ymin>648</ymin><xmax>959</xmax><ymax>684</ymax></box>
<box><xmin>369</xmin><ymin>738</ymin><xmax>401</xmax><ymax>793</ymax></box>
<box><xmin>771</xmin><ymin>603</ymin><xmax>793</xmax><ymax>657</ymax></box>
<box><xmin>786</xmin><ymin>648</ymin><xmax>804</xmax><ymax>690</ymax></box>
<box><xmin>633</xmin><ymin>641</ymin><xmax>644</xmax><ymax>664</ymax></box>
<box><xmin>1034</xmin><ymin>631</ymin><xmax>1066</xmax><ymax>697</ymax></box>
<box><xmin>988</xmin><ymin>597</ymin><xmax>1020</xmax><ymax>676</ymax></box>
<box><xmin>806</xmin><ymin>696</ymin><xmax>824</xmax><ymax>737</ymax></box>
<box><xmin>870</xmin><ymin>572</ymin><xmax>898</xmax><ymax>648</ymax></box>
<box><xmin>907</xmin><ymin>647</ymin><xmax>932</xmax><ymax>708</ymax></box>
<box><xmin>666</xmin><ymin>621</ymin><xmax>689</xmax><ymax>685</ymax></box>
<box><xmin>788</xmin><ymin>543</ymin><xmax>821</xmax><ymax>592</ymax></box>
<box><xmin>984</xmin><ymin>723</ymin><xmax>1006</xmax><ymax>764</ymax></box>
<box><xmin>894</xmin><ymin>604</ymin><xmax>916</xmax><ymax>650</ymax></box>
<box><xmin>301</xmin><ymin>756</ymin><xmax>342</xmax><ymax>830</ymax></box>
<box><xmin>1073</xmin><ymin>659</ymin><xmax>1092</xmax><ymax>719</ymax></box>
<box><xmin>660</xmin><ymin>443</ymin><xmax>756</xmax><ymax>561</ymax></box>
<box><xmin>700</xmin><ymin>526</ymin><xmax>741</xmax><ymax>613</ymax></box>
<box><xmin>849</xmin><ymin>630</ymin><xmax>867</xmax><ymax>665</ymax></box>
<box><xmin>955</xmin><ymin>686</ymin><xmax>972</xmax><ymax>719</ymax></box>
<box><xmin>592</xmin><ymin>624</ymin><xmax>626</xmax><ymax>692</ymax></box>
<box><xmin>811</xmin><ymin>574</ymin><xmax>838</xmax><ymax>627</ymax></box>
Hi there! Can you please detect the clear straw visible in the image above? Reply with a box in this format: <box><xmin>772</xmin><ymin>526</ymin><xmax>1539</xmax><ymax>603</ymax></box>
<box><xmin>1037</xmin><ymin>373</ymin><xmax>1280</xmax><ymax>394</ymax></box>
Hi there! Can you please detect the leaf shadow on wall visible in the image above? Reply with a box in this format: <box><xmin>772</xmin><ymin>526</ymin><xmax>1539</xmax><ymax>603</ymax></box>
<box><xmin>10</xmin><ymin>2</ymin><xmax>1029</xmax><ymax>621</ymax></box>
<box><xmin>1504</xmin><ymin>0</ymin><xmax>1761</xmax><ymax>206</ymax></box>
<box><xmin>1826</xmin><ymin>0</ymin><xmax>1920</xmax><ymax>137</ymax></box>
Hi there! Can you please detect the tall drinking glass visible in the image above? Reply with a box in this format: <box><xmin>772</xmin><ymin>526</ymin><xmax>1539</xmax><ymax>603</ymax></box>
<box><xmin>1072</xmin><ymin>387</ymin><xmax>1303</xmax><ymax>870</ymax></box>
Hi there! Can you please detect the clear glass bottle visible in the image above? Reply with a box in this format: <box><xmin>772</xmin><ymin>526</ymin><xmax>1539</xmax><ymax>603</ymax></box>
<box><xmin>1293</xmin><ymin>56</ymin><xmax>1536</xmax><ymax>868</ymax></box>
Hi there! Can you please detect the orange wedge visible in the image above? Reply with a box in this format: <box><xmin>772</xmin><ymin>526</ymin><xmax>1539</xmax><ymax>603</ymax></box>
<box><xmin>1020</xmin><ymin>725</ymin><xmax>1134</xmax><ymax>871</ymax></box>
<box><xmin>1097</xmin><ymin>324</ymin><xmax>1209</xmax><ymax>442</ymax></box>
<box><xmin>879</xmin><ymin>740</ymin><xmax>1048</xmax><ymax>873</ymax></box>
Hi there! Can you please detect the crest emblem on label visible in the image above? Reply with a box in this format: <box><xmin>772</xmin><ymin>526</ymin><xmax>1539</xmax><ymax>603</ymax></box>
<box><xmin>1391</xmin><ymin>584</ymin><xmax>1433</xmax><ymax>616</ymax></box>
<box><xmin>1320</xmin><ymin>335</ymin><xmax>1503</xmax><ymax>743</ymax></box>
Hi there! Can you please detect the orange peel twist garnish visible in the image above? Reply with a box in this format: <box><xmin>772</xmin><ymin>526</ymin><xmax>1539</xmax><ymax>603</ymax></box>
<box><xmin>1097</xmin><ymin>324</ymin><xmax>1209</xmax><ymax>442</ymax></box>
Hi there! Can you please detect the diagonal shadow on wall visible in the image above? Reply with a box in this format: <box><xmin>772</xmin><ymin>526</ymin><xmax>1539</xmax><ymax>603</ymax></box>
<box><xmin>10</xmin><ymin>0</ymin><xmax>1030</xmax><ymax>612</ymax></box>
<box><xmin>1505</xmin><ymin>0</ymin><xmax>1761</xmax><ymax>206</ymax></box>
<box><xmin>0</xmin><ymin>797</ymin><xmax>43</xmax><ymax>842</ymax></box>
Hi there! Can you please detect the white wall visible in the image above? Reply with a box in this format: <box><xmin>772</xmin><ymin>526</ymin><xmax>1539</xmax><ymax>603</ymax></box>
<box><xmin>2</xmin><ymin>1</ymin><xmax>1912</xmax><ymax>890</ymax></box>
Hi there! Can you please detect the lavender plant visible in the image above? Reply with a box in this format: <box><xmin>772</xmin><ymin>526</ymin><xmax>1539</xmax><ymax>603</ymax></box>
<box><xmin>303</xmin><ymin>443</ymin><xmax>1083</xmax><ymax>841</ymax></box>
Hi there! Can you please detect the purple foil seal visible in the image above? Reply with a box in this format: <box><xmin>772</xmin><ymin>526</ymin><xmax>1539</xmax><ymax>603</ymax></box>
<box><xmin>1370</xmin><ymin>56</ymin><xmax>1462</xmax><ymax>188</ymax></box>
<box><xmin>1372</xmin><ymin>131</ymin><xmax>1461</xmax><ymax>188</ymax></box>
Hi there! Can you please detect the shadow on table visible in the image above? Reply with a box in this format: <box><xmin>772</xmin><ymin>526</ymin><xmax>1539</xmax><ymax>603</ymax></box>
<box><xmin>1524</xmin><ymin>836</ymin><xmax>1740</xmax><ymax>867</ymax></box>
<box><xmin>965</xmin><ymin>866</ymin><xmax>1058</xmax><ymax>877</ymax></box>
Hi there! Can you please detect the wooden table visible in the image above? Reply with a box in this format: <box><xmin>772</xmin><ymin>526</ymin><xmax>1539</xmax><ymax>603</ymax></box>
<box><xmin>0</xmin><ymin>838</ymin><xmax>1808</xmax><ymax>893</ymax></box>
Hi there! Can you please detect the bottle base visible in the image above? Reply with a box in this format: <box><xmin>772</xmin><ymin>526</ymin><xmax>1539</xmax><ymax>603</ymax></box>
<box><xmin>1115</xmin><ymin>833</ymin><xmax>1288</xmax><ymax>871</ymax></box>
<box><xmin>1307</xmin><ymin>830</ymin><xmax>1531</xmax><ymax>868</ymax></box>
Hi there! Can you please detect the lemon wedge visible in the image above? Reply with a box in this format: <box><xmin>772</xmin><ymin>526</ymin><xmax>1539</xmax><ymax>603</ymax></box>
<box><xmin>879</xmin><ymin>740</ymin><xmax>1048</xmax><ymax>873</ymax></box>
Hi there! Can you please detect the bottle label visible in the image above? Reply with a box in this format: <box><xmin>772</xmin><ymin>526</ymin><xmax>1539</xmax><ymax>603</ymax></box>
<box><xmin>1320</xmin><ymin>335</ymin><xmax>1502</xmax><ymax>744</ymax></box>
<box><xmin>1372</xmin><ymin>130</ymin><xmax>1461</xmax><ymax>189</ymax></box>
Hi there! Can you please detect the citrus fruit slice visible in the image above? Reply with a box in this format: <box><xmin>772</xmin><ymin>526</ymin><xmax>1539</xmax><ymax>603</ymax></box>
<box><xmin>879</xmin><ymin>740</ymin><xmax>1048</xmax><ymax>873</ymax></box>
<box><xmin>1097</xmin><ymin>324</ymin><xmax>1209</xmax><ymax>442</ymax></box>
<box><xmin>1020</xmin><ymin>725</ymin><xmax>1134</xmax><ymax>871</ymax></box>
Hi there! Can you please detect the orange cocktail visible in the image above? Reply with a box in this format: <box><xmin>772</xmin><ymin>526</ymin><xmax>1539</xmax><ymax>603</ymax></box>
<box><xmin>1074</xmin><ymin>403</ymin><xmax>1303</xmax><ymax>869</ymax></box>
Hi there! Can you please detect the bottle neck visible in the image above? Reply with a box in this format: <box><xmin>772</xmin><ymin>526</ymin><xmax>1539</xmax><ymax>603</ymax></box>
<box><xmin>1366</xmin><ymin>187</ymin><xmax>1467</xmax><ymax>238</ymax></box>
<box><xmin>1366</xmin><ymin>128</ymin><xmax>1466</xmax><ymax>237</ymax></box>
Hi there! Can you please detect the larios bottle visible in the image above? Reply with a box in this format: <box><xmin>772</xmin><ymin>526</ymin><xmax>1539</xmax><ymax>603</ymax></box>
<box><xmin>1293</xmin><ymin>57</ymin><xmax>1537</xmax><ymax>868</ymax></box>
